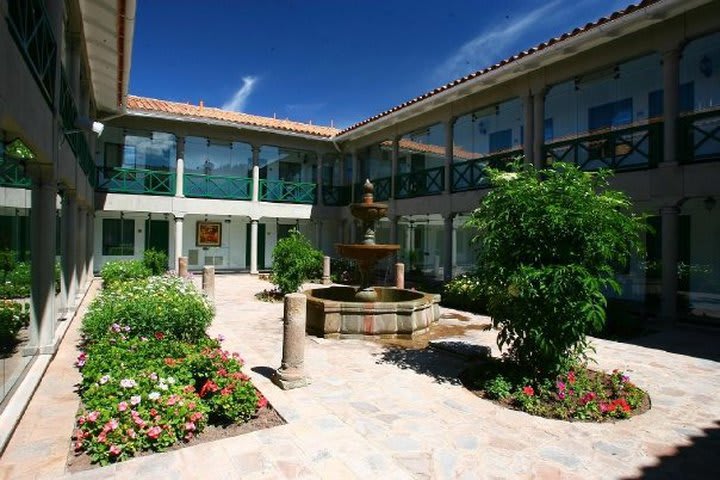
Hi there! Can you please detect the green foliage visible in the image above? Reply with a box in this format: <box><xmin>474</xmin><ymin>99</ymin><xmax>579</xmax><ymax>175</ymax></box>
<box><xmin>100</xmin><ymin>260</ymin><xmax>152</xmax><ymax>289</ymax></box>
<box><xmin>441</xmin><ymin>273</ymin><xmax>487</xmax><ymax>313</ymax></box>
<box><xmin>143</xmin><ymin>249</ymin><xmax>168</xmax><ymax>276</ymax></box>
<box><xmin>330</xmin><ymin>257</ymin><xmax>357</xmax><ymax>284</ymax></box>
<box><xmin>81</xmin><ymin>276</ymin><xmax>214</xmax><ymax>343</ymax></box>
<box><xmin>469</xmin><ymin>162</ymin><xmax>645</xmax><ymax>379</ymax></box>
<box><xmin>0</xmin><ymin>300</ymin><xmax>30</xmax><ymax>348</ymax></box>
<box><xmin>484</xmin><ymin>374</ymin><xmax>513</xmax><ymax>399</ymax></box>
<box><xmin>0</xmin><ymin>249</ymin><xmax>16</xmax><ymax>273</ymax></box>
<box><xmin>271</xmin><ymin>229</ymin><xmax>323</xmax><ymax>294</ymax></box>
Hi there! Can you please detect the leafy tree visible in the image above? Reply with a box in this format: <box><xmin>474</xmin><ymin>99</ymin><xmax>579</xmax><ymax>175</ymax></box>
<box><xmin>468</xmin><ymin>162</ymin><xmax>645</xmax><ymax>379</ymax></box>
<box><xmin>271</xmin><ymin>229</ymin><xmax>323</xmax><ymax>294</ymax></box>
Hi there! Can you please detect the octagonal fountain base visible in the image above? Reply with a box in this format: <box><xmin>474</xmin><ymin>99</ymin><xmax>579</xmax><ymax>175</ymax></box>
<box><xmin>305</xmin><ymin>286</ymin><xmax>441</xmax><ymax>338</ymax></box>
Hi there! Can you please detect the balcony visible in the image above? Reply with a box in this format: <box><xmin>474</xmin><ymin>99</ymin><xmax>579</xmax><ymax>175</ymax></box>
<box><xmin>451</xmin><ymin>149</ymin><xmax>520</xmax><ymax>192</ymax></box>
<box><xmin>184</xmin><ymin>173</ymin><xmax>251</xmax><ymax>200</ymax></box>
<box><xmin>322</xmin><ymin>185</ymin><xmax>351</xmax><ymax>206</ymax></box>
<box><xmin>96</xmin><ymin>167</ymin><xmax>175</xmax><ymax>196</ymax></box>
<box><xmin>395</xmin><ymin>166</ymin><xmax>444</xmax><ymax>199</ymax></box>
<box><xmin>6</xmin><ymin>0</ymin><xmax>57</xmax><ymax>106</ymax></box>
<box><xmin>679</xmin><ymin>108</ymin><xmax>720</xmax><ymax>164</ymax></box>
<box><xmin>259</xmin><ymin>179</ymin><xmax>316</xmax><ymax>204</ymax></box>
<box><xmin>544</xmin><ymin>121</ymin><xmax>662</xmax><ymax>172</ymax></box>
<box><xmin>0</xmin><ymin>154</ymin><xmax>31</xmax><ymax>189</ymax></box>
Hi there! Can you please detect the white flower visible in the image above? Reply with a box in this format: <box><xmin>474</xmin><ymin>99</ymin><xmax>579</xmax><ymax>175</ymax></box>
<box><xmin>120</xmin><ymin>378</ymin><xmax>137</xmax><ymax>389</ymax></box>
<box><xmin>158</xmin><ymin>382</ymin><xmax>168</xmax><ymax>391</ymax></box>
<box><xmin>130</xmin><ymin>395</ymin><xmax>142</xmax><ymax>405</ymax></box>
<box><xmin>99</xmin><ymin>375</ymin><xmax>110</xmax><ymax>385</ymax></box>
<box><xmin>166</xmin><ymin>376</ymin><xmax>176</xmax><ymax>385</ymax></box>
<box><xmin>148</xmin><ymin>391</ymin><xmax>160</xmax><ymax>400</ymax></box>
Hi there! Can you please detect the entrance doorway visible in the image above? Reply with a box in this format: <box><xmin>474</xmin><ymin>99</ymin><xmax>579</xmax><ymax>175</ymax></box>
<box><xmin>245</xmin><ymin>223</ymin><xmax>266</xmax><ymax>270</ymax></box>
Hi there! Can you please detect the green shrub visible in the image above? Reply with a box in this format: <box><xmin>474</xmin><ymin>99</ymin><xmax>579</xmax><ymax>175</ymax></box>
<box><xmin>0</xmin><ymin>250</ymin><xmax>16</xmax><ymax>274</ymax></box>
<box><xmin>82</xmin><ymin>276</ymin><xmax>213</xmax><ymax>343</ymax></box>
<box><xmin>469</xmin><ymin>163</ymin><xmax>645</xmax><ymax>379</ymax></box>
<box><xmin>271</xmin><ymin>229</ymin><xmax>323</xmax><ymax>294</ymax></box>
<box><xmin>441</xmin><ymin>273</ymin><xmax>487</xmax><ymax>313</ymax></box>
<box><xmin>0</xmin><ymin>261</ymin><xmax>30</xmax><ymax>299</ymax></box>
<box><xmin>100</xmin><ymin>260</ymin><xmax>152</xmax><ymax>289</ymax></box>
<box><xmin>0</xmin><ymin>300</ymin><xmax>30</xmax><ymax>348</ymax></box>
<box><xmin>143</xmin><ymin>249</ymin><xmax>168</xmax><ymax>276</ymax></box>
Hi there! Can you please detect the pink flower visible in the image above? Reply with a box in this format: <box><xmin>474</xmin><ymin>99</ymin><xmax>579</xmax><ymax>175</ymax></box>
<box><xmin>75</xmin><ymin>352</ymin><xmax>87</xmax><ymax>368</ymax></box>
<box><xmin>567</xmin><ymin>371</ymin><xmax>576</xmax><ymax>385</ymax></box>
<box><xmin>126</xmin><ymin>428</ymin><xmax>136</xmax><ymax>439</ymax></box>
<box><xmin>107</xmin><ymin>418</ymin><xmax>119</xmax><ymax>431</ymax></box>
<box><xmin>184</xmin><ymin>421</ymin><xmax>196</xmax><ymax>431</ymax></box>
<box><xmin>97</xmin><ymin>432</ymin><xmax>107</xmax><ymax>443</ymax></box>
<box><xmin>109</xmin><ymin>445</ymin><xmax>122</xmax><ymax>456</ymax></box>
<box><xmin>118</xmin><ymin>401</ymin><xmax>128</xmax><ymax>412</ymax></box>
<box><xmin>147</xmin><ymin>426</ymin><xmax>162</xmax><ymax>440</ymax></box>
<box><xmin>130</xmin><ymin>395</ymin><xmax>141</xmax><ymax>406</ymax></box>
<box><xmin>257</xmin><ymin>395</ymin><xmax>268</xmax><ymax>409</ymax></box>
<box><xmin>77</xmin><ymin>416</ymin><xmax>86</xmax><ymax>425</ymax></box>
<box><xmin>87</xmin><ymin>411</ymin><xmax>99</xmax><ymax>422</ymax></box>
<box><xmin>522</xmin><ymin>386</ymin><xmax>534</xmax><ymax>396</ymax></box>
<box><xmin>556</xmin><ymin>380</ymin><xmax>566</xmax><ymax>392</ymax></box>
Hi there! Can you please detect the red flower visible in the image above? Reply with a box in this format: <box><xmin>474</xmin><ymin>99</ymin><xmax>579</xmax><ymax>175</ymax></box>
<box><xmin>257</xmin><ymin>395</ymin><xmax>268</xmax><ymax>409</ymax></box>
<box><xmin>220</xmin><ymin>386</ymin><xmax>233</xmax><ymax>396</ymax></box>
<box><xmin>155</xmin><ymin>332</ymin><xmax>165</xmax><ymax>340</ymax></box>
<box><xmin>199</xmin><ymin>379</ymin><xmax>219</xmax><ymax>397</ymax></box>
<box><xmin>522</xmin><ymin>386</ymin><xmax>535</xmax><ymax>396</ymax></box>
<box><xmin>567</xmin><ymin>371</ymin><xmax>576</xmax><ymax>385</ymax></box>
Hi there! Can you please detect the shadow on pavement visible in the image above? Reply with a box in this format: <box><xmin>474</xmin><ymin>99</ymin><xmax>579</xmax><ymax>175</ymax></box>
<box><xmin>372</xmin><ymin>345</ymin><xmax>467</xmax><ymax>385</ymax></box>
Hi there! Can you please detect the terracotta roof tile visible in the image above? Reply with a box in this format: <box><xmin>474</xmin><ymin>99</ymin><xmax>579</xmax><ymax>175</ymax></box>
<box><xmin>126</xmin><ymin>95</ymin><xmax>340</xmax><ymax>138</ymax></box>
<box><xmin>338</xmin><ymin>0</ymin><xmax>661</xmax><ymax>135</ymax></box>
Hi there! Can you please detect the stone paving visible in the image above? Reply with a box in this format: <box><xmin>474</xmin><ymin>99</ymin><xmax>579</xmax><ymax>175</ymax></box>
<box><xmin>1</xmin><ymin>275</ymin><xmax>719</xmax><ymax>479</ymax></box>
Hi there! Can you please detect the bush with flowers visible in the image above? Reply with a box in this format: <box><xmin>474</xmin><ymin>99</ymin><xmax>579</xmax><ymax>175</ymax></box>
<box><xmin>99</xmin><ymin>260</ymin><xmax>152</xmax><ymax>289</ymax></box>
<box><xmin>74</xmin><ymin>274</ymin><xmax>268</xmax><ymax>465</ymax></box>
<box><xmin>81</xmin><ymin>275</ymin><xmax>213</xmax><ymax>343</ymax></box>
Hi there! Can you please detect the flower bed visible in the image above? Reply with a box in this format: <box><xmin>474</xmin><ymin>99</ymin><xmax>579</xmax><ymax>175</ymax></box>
<box><xmin>460</xmin><ymin>360</ymin><xmax>650</xmax><ymax>421</ymax></box>
<box><xmin>73</xmin><ymin>272</ymin><xmax>277</xmax><ymax>465</ymax></box>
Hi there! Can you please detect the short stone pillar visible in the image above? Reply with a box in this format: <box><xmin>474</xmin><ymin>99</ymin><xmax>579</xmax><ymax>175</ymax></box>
<box><xmin>322</xmin><ymin>256</ymin><xmax>331</xmax><ymax>285</ymax></box>
<box><xmin>273</xmin><ymin>293</ymin><xmax>310</xmax><ymax>390</ymax></box>
<box><xmin>202</xmin><ymin>265</ymin><xmax>215</xmax><ymax>299</ymax></box>
<box><xmin>178</xmin><ymin>256</ymin><xmax>188</xmax><ymax>277</ymax></box>
<box><xmin>395</xmin><ymin>262</ymin><xmax>405</xmax><ymax>289</ymax></box>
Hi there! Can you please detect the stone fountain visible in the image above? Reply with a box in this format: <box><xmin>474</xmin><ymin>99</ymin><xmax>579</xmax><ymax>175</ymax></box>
<box><xmin>304</xmin><ymin>180</ymin><xmax>440</xmax><ymax>338</ymax></box>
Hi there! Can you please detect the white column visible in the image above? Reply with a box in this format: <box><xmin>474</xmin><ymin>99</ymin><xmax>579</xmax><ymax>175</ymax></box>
<box><xmin>662</xmin><ymin>47</ymin><xmax>681</xmax><ymax>165</ymax></box>
<box><xmin>523</xmin><ymin>92</ymin><xmax>534</xmax><ymax>165</ymax></box>
<box><xmin>444</xmin><ymin>118</ymin><xmax>454</xmax><ymax>193</ymax></box>
<box><xmin>532</xmin><ymin>87</ymin><xmax>546</xmax><ymax>169</ymax></box>
<box><xmin>252</xmin><ymin>146</ymin><xmax>260</xmax><ymax>202</ymax></box>
<box><xmin>175</xmin><ymin>137</ymin><xmax>185</xmax><ymax>197</ymax></box>
<box><xmin>27</xmin><ymin>182</ymin><xmax>57</xmax><ymax>355</ymax></box>
<box><xmin>174</xmin><ymin>215</ymin><xmax>184</xmax><ymax>272</ymax></box>
<box><xmin>250</xmin><ymin>219</ymin><xmax>259</xmax><ymax>274</ymax></box>
<box><xmin>443</xmin><ymin>214</ymin><xmax>455</xmax><ymax>282</ymax></box>
<box><xmin>62</xmin><ymin>191</ymin><xmax>78</xmax><ymax>313</ymax></box>
<box><xmin>661</xmin><ymin>206</ymin><xmax>679</xmax><ymax>326</ymax></box>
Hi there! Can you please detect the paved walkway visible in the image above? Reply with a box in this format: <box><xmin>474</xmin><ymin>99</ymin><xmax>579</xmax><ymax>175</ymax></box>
<box><xmin>1</xmin><ymin>275</ymin><xmax>719</xmax><ymax>479</ymax></box>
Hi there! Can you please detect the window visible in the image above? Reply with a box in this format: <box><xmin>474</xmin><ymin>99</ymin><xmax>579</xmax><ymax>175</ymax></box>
<box><xmin>104</xmin><ymin>143</ymin><xmax>123</xmax><ymax>169</ymax></box>
<box><xmin>648</xmin><ymin>82</ymin><xmax>695</xmax><ymax>118</ymax></box>
<box><xmin>588</xmin><ymin>98</ymin><xmax>633</xmax><ymax>131</ymax></box>
<box><xmin>102</xmin><ymin>219</ymin><xmax>134</xmax><ymax>255</ymax></box>
<box><xmin>489</xmin><ymin>129</ymin><xmax>512</xmax><ymax>152</ymax></box>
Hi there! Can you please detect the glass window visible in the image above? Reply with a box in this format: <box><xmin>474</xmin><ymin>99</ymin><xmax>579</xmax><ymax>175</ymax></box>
<box><xmin>588</xmin><ymin>98</ymin><xmax>633</xmax><ymax>131</ymax></box>
<box><xmin>357</xmin><ymin>142</ymin><xmax>392</xmax><ymax>179</ymax></box>
<box><xmin>98</xmin><ymin>127</ymin><xmax>176</xmax><ymax>171</ymax></box>
<box><xmin>680</xmin><ymin>32</ymin><xmax>720</xmax><ymax>112</ymax></box>
<box><xmin>259</xmin><ymin>146</ymin><xmax>316</xmax><ymax>182</ymax></box>
<box><xmin>453</xmin><ymin>98</ymin><xmax>522</xmax><ymax>161</ymax></box>
<box><xmin>185</xmin><ymin>138</ymin><xmax>252</xmax><ymax>177</ymax></box>
<box><xmin>398</xmin><ymin>123</ymin><xmax>445</xmax><ymax>174</ymax></box>
<box><xmin>102</xmin><ymin>218</ymin><xmax>134</xmax><ymax>256</ymax></box>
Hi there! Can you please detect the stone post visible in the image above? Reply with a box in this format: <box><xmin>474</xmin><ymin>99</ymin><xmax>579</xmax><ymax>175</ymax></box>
<box><xmin>273</xmin><ymin>293</ymin><xmax>310</xmax><ymax>390</ymax></box>
<box><xmin>202</xmin><ymin>265</ymin><xmax>215</xmax><ymax>299</ymax></box>
<box><xmin>178</xmin><ymin>256</ymin><xmax>188</xmax><ymax>278</ymax></box>
<box><xmin>322</xmin><ymin>255</ymin><xmax>331</xmax><ymax>285</ymax></box>
<box><xmin>395</xmin><ymin>263</ymin><xmax>405</xmax><ymax>289</ymax></box>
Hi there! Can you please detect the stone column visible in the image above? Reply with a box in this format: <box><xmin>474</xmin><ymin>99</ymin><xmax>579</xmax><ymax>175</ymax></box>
<box><xmin>395</xmin><ymin>263</ymin><xmax>405</xmax><ymax>289</ymax></box>
<box><xmin>662</xmin><ymin>47</ymin><xmax>681</xmax><ymax>165</ymax></box>
<box><xmin>273</xmin><ymin>293</ymin><xmax>310</xmax><ymax>389</ymax></box>
<box><xmin>175</xmin><ymin>137</ymin><xmax>185</xmax><ymax>197</ymax></box>
<box><xmin>532</xmin><ymin>87</ymin><xmax>546</xmax><ymax>169</ymax></box>
<box><xmin>661</xmin><ymin>206</ymin><xmax>679</xmax><ymax>326</ymax></box>
<box><xmin>391</xmin><ymin>137</ymin><xmax>399</xmax><ymax>199</ymax></box>
<box><xmin>27</xmin><ymin>182</ymin><xmax>57</xmax><ymax>355</ymax></box>
<box><xmin>443</xmin><ymin>214</ymin><xmax>455</xmax><ymax>282</ymax></box>
<box><xmin>61</xmin><ymin>191</ymin><xmax>78</xmax><ymax>313</ymax></box>
<box><xmin>444</xmin><ymin>118</ymin><xmax>455</xmax><ymax>193</ymax></box>
<box><xmin>174</xmin><ymin>215</ymin><xmax>184</xmax><ymax>272</ymax></box>
<box><xmin>252</xmin><ymin>145</ymin><xmax>260</xmax><ymax>202</ymax></box>
<box><xmin>76</xmin><ymin>206</ymin><xmax>87</xmax><ymax>297</ymax></box>
<box><xmin>202</xmin><ymin>265</ymin><xmax>215</xmax><ymax>299</ymax></box>
<box><xmin>322</xmin><ymin>256</ymin><xmax>331</xmax><ymax>285</ymax></box>
<box><xmin>523</xmin><ymin>92</ymin><xmax>534</xmax><ymax>164</ymax></box>
<box><xmin>250</xmin><ymin>219</ymin><xmax>259</xmax><ymax>274</ymax></box>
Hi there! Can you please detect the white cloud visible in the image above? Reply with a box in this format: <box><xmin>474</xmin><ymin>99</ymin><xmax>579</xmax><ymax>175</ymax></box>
<box><xmin>434</xmin><ymin>0</ymin><xmax>562</xmax><ymax>81</ymax></box>
<box><xmin>222</xmin><ymin>76</ymin><xmax>258</xmax><ymax>112</ymax></box>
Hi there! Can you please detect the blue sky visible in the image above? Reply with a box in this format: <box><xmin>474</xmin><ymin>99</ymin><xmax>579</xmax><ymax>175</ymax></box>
<box><xmin>129</xmin><ymin>0</ymin><xmax>634</xmax><ymax>129</ymax></box>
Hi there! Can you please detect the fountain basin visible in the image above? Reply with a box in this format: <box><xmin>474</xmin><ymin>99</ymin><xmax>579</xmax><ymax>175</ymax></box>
<box><xmin>305</xmin><ymin>286</ymin><xmax>441</xmax><ymax>338</ymax></box>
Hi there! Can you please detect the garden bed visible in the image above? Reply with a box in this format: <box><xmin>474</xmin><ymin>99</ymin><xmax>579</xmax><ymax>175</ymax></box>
<box><xmin>460</xmin><ymin>359</ymin><xmax>651</xmax><ymax>422</ymax></box>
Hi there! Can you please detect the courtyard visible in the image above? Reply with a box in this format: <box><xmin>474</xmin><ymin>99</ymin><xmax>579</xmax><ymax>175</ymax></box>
<box><xmin>0</xmin><ymin>274</ymin><xmax>718</xmax><ymax>479</ymax></box>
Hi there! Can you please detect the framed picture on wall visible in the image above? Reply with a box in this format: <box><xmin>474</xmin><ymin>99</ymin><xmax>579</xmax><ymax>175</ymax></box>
<box><xmin>196</xmin><ymin>221</ymin><xmax>222</xmax><ymax>247</ymax></box>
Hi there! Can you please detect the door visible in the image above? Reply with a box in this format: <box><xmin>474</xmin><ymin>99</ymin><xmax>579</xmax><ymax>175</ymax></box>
<box><xmin>245</xmin><ymin>223</ymin><xmax>266</xmax><ymax>270</ymax></box>
<box><xmin>145</xmin><ymin>219</ymin><xmax>169</xmax><ymax>254</ymax></box>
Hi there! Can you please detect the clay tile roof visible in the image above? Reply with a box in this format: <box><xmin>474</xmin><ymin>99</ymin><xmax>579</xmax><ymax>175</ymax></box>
<box><xmin>126</xmin><ymin>95</ymin><xmax>340</xmax><ymax>138</ymax></box>
<box><xmin>338</xmin><ymin>0</ymin><xmax>661</xmax><ymax>136</ymax></box>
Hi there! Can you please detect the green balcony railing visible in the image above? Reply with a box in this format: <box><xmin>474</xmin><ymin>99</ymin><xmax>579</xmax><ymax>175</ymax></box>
<box><xmin>451</xmin><ymin>149</ymin><xmax>520</xmax><ymax>192</ymax></box>
<box><xmin>322</xmin><ymin>185</ymin><xmax>350</xmax><ymax>206</ymax></box>
<box><xmin>395</xmin><ymin>166</ymin><xmax>444</xmax><ymax>199</ymax></box>
<box><xmin>0</xmin><ymin>153</ymin><xmax>31</xmax><ymax>189</ymax></box>
<box><xmin>544</xmin><ymin>122</ymin><xmax>662</xmax><ymax>172</ymax></box>
<box><xmin>259</xmin><ymin>179</ymin><xmax>316</xmax><ymax>204</ymax></box>
<box><xmin>184</xmin><ymin>173</ymin><xmax>252</xmax><ymax>200</ymax></box>
<box><xmin>97</xmin><ymin>167</ymin><xmax>175</xmax><ymax>196</ymax></box>
<box><xmin>6</xmin><ymin>0</ymin><xmax>57</xmax><ymax>106</ymax></box>
<box><xmin>679</xmin><ymin>108</ymin><xmax>720</xmax><ymax>164</ymax></box>
<box><xmin>354</xmin><ymin>176</ymin><xmax>391</xmax><ymax>202</ymax></box>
